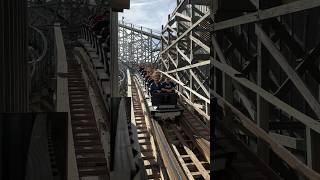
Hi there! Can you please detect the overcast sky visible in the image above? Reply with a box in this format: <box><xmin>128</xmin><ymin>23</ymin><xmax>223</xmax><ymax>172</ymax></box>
<box><xmin>118</xmin><ymin>0</ymin><xmax>176</xmax><ymax>32</ymax></box>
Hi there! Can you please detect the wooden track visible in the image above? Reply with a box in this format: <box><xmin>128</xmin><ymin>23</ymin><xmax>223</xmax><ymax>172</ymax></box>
<box><xmin>161</xmin><ymin>121</ymin><xmax>210</xmax><ymax>180</ymax></box>
<box><xmin>131</xmin><ymin>83</ymin><xmax>162</xmax><ymax>179</ymax></box>
<box><xmin>67</xmin><ymin>57</ymin><xmax>108</xmax><ymax>179</ymax></box>
<box><xmin>131</xmin><ymin>74</ymin><xmax>211</xmax><ymax>180</ymax></box>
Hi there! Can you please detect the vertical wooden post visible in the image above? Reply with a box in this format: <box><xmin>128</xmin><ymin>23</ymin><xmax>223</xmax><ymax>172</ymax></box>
<box><xmin>257</xmin><ymin>25</ymin><xmax>270</xmax><ymax>163</ymax></box>
<box><xmin>110</xmin><ymin>10</ymin><xmax>119</xmax><ymax>97</ymax></box>
<box><xmin>0</xmin><ymin>0</ymin><xmax>29</xmax><ymax>112</ymax></box>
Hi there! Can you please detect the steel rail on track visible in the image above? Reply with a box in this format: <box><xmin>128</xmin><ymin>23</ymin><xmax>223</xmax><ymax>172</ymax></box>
<box><xmin>161</xmin><ymin>122</ymin><xmax>210</xmax><ymax>180</ymax></box>
<box><xmin>132</xmin><ymin>76</ymin><xmax>187</xmax><ymax>180</ymax></box>
<box><xmin>130</xmin><ymin>72</ymin><xmax>211</xmax><ymax>180</ymax></box>
<box><xmin>180</xmin><ymin>110</ymin><xmax>210</xmax><ymax>163</ymax></box>
<box><xmin>130</xmin><ymin>77</ymin><xmax>161</xmax><ymax>179</ymax></box>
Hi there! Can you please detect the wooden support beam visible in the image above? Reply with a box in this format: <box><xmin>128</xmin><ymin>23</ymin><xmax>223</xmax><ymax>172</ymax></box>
<box><xmin>162</xmin><ymin>0</ymin><xmax>188</xmax><ymax>32</ymax></box>
<box><xmin>176</xmin><ymin>12</ymin><xmax>191</xmax><ymax>22</ymax></box>
<box><xmin>257</xmin><ymin>35</ymin><xmax>270</xmax><ymax>163</ymax></box>
<box><xmin>269</xmin><ymin>121</ymin><xmax>304</xmax><ymax>130</ymax></box>
<box><xmin>167</xmin><ymin>25</ymin><xmax>176</xmax><ymax>33</ymax></box>
<box><xmin>190</xmin><ymin>70</ymin><xmax>210</xmax><ymax>97</ymax></box>
<box><xmin>193</xmin><ymin>54</ymin><xmax>210</xmax><ymax>60</ymax></box>
<box><xmin>167</xmin><ymin>52</ymin><xmax>178</xmax><ymax>68</ymax></box>
<box><xmin>190</xmin><ymin>35</ymin><xmax>210</xmax><ymax>53</ymax></box>
<box><xmin>162</xmin><ymin>35</ymin><xmax>169</xmax><ymax>44</ymax></box>
<box><xmin>211</xmin><ymin>90</ymin><xmax>320</xmax><ymax>180</ymax></box>
<box><xmin>178</xmin><ymin>91</ymin><xmax>210</xmax><ymax>120</ymax></box>
<box><xmin>159</xmin><ymin>70</ymin><xmax>210</xmax><ymax>104</ymax></box>
<box><xmin>269</xmin><ymin>133</ymin><xmax>305</xmax><ymax>151</ymax></box>
<box><xmin>191</xmin><ymin>0</ymin><xmax>210</xmax><ymax>6</ymax></box>
<box><xmin>119</xmin><ymin>23</ymin><xmax>161</xmax><ymax>40</ymax></box>
<box><xmin>176</xmin><ymin>45</ymin><xmax>191</xmax><ymax>63</ymax></box>
<box><xmin>161</xmin><ymin>11</ymin><xmax>210</xmax><ymax>54</ymax></box>
<box><xmin>215</xmin><ymin>0</ymin><xmax>320</xmax><ymax>30</ymax></box>
<box><xmin>255</xmin><ymin>24</ymin><xmax>320</xmax><ymax>118</ymax></box>
<box><xmin>210</xmin><ymin>57</ymin><xmax>320</xmax><ymax>133</ymax></box>
<box><xmin>224</xmin><ymin>30</ymin><xmax>255</xmax><ymax>65</ymax></box>
<box><xmin>274</xmin><ymin>42</ymin><xmax>320</xmax><ymax>97</ymax></box>
<box><xmin>267</xmin><ymin>18</ymin><xmax>305</xmax><ymax>58</ymax></box>
<box><xmin>212</xmin><ymin>37</ymin><xmax>256</xmax><ymax>120</ymax></box>
<box><xmin>165</xmin><ymin>60</ymin><xmax>210</xmax><ymax>74</ymax></box>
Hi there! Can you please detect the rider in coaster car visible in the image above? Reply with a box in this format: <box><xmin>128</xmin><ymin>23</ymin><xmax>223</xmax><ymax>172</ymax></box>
<box><xmin>89</xmin><ymin>9</ymin><xmax>109</xmax><ymax>33</ymax></box>
<box><xmin>149</xmin><ymin>72</ymin><xmax>162</xmax><ymax>94</ymax></box>
<box><xmin>142</xmin><ymin>70</ymin><xmax>147</xmax><ymax>77</ymax></box>
<box><xmin>88</xmin><ymin>9</ymin><xmax>103</xmax><ymax>26</ymax></box>
<box><xmin>161</xmin><ymin>77</ymin><xmax>176</xmax><ymax>93</ymax></box>
<box><xmin>149</xmin><ymin>71</ymin><xmax>161</xmax><ymax>87</ymax></box>
<box><xmin>142</xmin><ymin>66</ymin><xmax>151</xmax><ymax>77</ymax></box>
<box><xmin>138</xmin><ymin>65</ymin><xmax>145</xmax><ymax>73</ymax></box>
<box><xmin>147</xmin><ymin>75</ymin><xmax>154</xmax><ymax>87</ymax></box>
<box><xmin>145</xmin><ymin>68</ymin><xmax>154</xmax><ymax>83</ymax></box>
<box><xmin>99</xmin><ymin>27</ymin><xmax>109</xmax><ymax>42</ymax></box>
<box><xmin>92</xmin><ymin>19</ymin><xmax>108</xmax><ymax>34</ymax></box>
